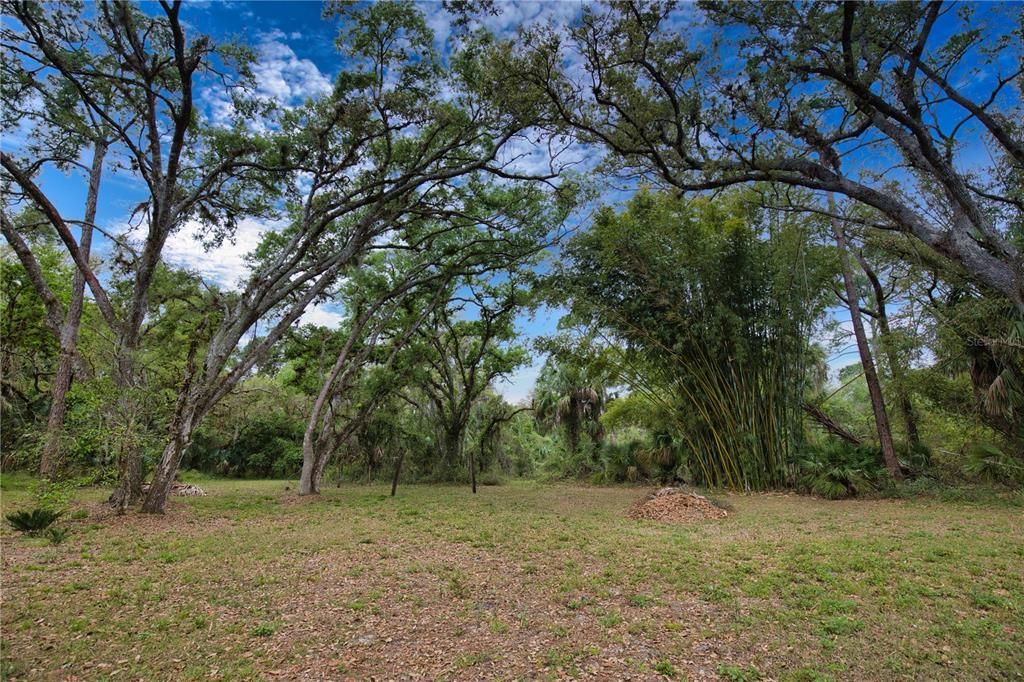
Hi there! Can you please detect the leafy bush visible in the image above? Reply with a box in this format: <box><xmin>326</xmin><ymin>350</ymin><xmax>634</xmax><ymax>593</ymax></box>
<box><xmin>899</xmin><ymin>442</ymin><xmax>933</xmax><ymax>474</ymax></box>
<box><xmin>795</xmin><ymin>442</ymin><xmax>887</xmax><ymax>499</ymax></box>
<box><xmin>188</xmin><ymin>412</ymin><xmax>305</xmax><ymax>478</ymax></box>
<box><xmin>598</xmin><ymin>439</ymin><xmax>646</xmax><ymax>483</ymax></box>
<box><xmin>29</xmin><ymin>478</ymin><xmax>78</xmax><ymax>511</ymax></box>
<box><xmin>478</xmin><ymin>469</ymin><xmax>504</xmax><ymax>486</ymax></box>
<box><xmin>963</xmin><ymin>443</ymin><xmax>1023</xmax><ymax>484</ymax></box>
<box><xmin>6</xmin><ymin>508</ymin><xmax>63</xmax><ymax>536</ymax></box>
<box><xmin>594</xmin><ymin>431</ymin><xmax>684</xmax><ymax>484</ymax></box>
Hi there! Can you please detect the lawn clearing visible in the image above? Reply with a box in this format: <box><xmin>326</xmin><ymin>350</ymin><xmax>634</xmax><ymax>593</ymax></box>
<box><xmin>2</xmin><ymin>480</ymin><xmax>1022</xmax><ymax>680</ymax></box>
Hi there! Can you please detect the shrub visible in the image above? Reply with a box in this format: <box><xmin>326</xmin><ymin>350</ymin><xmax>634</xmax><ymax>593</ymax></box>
<box><xmin>795</xmin><ymin>441</ymin><xmax>887</xmax><ymax>499</ymax></box>
<box><xmin>963</xmin><ymin>443</ymin><xmax>1023</xmax><ymax>484</ymax></box>
<box><xmin>30</xmin><ymin>478</ymin><xmax>79</xmax><ymax>511</ymax></box>
<box><xmin>6</xmin><ymin>508</ymin><xmax>63</xmax><ymax>536</ymax></box>
<box><xmin>478</xmin><ymin>469</ymin><xmax>504</xmax><ymax>486</ymax></box>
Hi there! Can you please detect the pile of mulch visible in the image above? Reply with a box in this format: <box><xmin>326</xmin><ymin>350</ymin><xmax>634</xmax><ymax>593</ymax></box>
<box><xmin>140</xmin><ymin>482</ymin><xmax>207</xmax><ymax>497</ymax></box>
<box><xmin>627</xmin><ymin>487</ymin><xmax>729</xmax><ymax>523</ymax></box>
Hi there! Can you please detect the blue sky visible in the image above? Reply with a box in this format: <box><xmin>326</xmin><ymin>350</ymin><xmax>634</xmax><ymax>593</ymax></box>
<box><xmin>5</xmin><ymin>1</ymin><xmax>1013</xmax><ymax>405</ymax></box>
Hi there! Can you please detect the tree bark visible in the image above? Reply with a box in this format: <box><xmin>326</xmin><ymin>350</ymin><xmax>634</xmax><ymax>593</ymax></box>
<box><xmin>830</xmin><ymin>214</ymin><xmax>903</xmax><ymax>480</ymax></box>
<box><xmin>801</xmin><ymin>401</ymin><xmax>863</xmax><ymax>446</ymax></box>
<box><xmin>441</xmin><ymin>427</ymin><xmax>464</xmax><ymax>475</ymax></box>
<box><xmin>108</xmin><ymin>345</ymin><xmax>145</xmax><ymax>512</ymax></box>
<box><xmin>470</xmin><ymin>446</ymin><xmax>477</xmax><ymax>494</ymax></box>
<box><xmin>856</xmin><ymin>253</ymin><xmax>921</xmax><ymax>449</ymax></box>
<box><xmin>39</xmin><ymin>140</ymin><xmax>107</xmax><ymax>480</ymax></box>
<box><xmin>140</xmin><ymin>412</ymin><xmax>194</xmax><ymax>514</ymax></box>
<box><xmin>390</xmin><ymin>451</ymin><xmax>404</xmax><ymax>497</ymax></box>
<box><xmin>298</xmin><ymin>453</ymin><xmax>319</xmax><ymax>496</ymax></box>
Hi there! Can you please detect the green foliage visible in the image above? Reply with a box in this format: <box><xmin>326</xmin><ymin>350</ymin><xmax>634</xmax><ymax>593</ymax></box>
<box><xmin>502</xmin><ymin>412</ymin><xmax>556</xmax><ymax>478</ymax></box>
<box><xmin>717</xmin><ymin>664</ymin><xmax>763</xmax><ymax>682</ymax></box>
<box><xmin>29</xmin><ymin>478</ymin><xmax>79</xmax><ymax>511</ymax></box>
<box><xmin>553</xmin><ymin>189</ymin><xmax>834</xmax><ymax>489</ymax></box>
<box><xmin>533</xmin><ymin>350</ymin><xmax>611</xmax><ymax>466</ymax></box>
<box><xmin>653</xmin><ymin>659</ymin><xmax>676</xmax><ymax>677</ymax></box>
<box><xmin>45</xmin><ymin>526</ymin><xmax>70</xmax><ymax>545</ymax></box>
<box><xmin>596</xmin><ymin>437</ymin><xmax>647</xmax><ymax>484</ymax></box>
<box><xmin>963</xmin><ymin>443</ymin><xmax>1024</xmax><ymax>485</ymax></box>
<box><xmin>478</xmin><ymin>469</ymin><xmax>504</xmax><ymax>486</ymax></box>
<box><xmin>190</xmin><ymin>407</ymin><xmax>305</xmax><ymax>479</ymax></box>
<box><xmin>795</xmin><ymin>442</ymin><xmax>888</xmax><ymax>499</ymax></box>
<box><xmin>5</xmin><ymin>507</ymin><xmax>62</xmax><ymax>535</ymax></box>
<box><xmin>1</xmin><ymin>0</ymin><xmax>1019</xmax><ymax>501</ymax></box>
<box><xmin>249</xmin><ymin>623</ymin><xmax>276</xmax><ymax>637</ymax></box>
<box><xmin>1</xmin><ymin>238</ymin><xmax>67</xmax><ymax>469</ymax></box>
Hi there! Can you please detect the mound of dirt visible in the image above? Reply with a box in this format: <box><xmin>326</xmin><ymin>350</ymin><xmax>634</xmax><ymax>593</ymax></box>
<box><xmin>627</xmin><ymin>487</ymin><xmax>728</xmax><ymax>523</ymax></box>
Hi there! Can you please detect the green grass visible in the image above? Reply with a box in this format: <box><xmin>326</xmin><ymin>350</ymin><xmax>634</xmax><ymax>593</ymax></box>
<box><xmin>2</xmin><ymin>479</ymin><xmax>1022</xmax><ymax>680</ymax></box>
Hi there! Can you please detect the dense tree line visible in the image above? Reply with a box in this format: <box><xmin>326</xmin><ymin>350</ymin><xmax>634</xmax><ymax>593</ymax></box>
<box><xmin>2</xmin><ymin>0</ymin><xmax>1021</xmax><ymax>509</ymax></box>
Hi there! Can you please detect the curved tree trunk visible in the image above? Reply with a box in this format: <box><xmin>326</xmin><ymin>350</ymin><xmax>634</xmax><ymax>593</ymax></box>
<box><xmin>142</xmin><ymin>380</ymin><xmax>203</xmax><ymax>513</ymax></box>
<box><xmin>301</xmin><ymin>323</ymin><xmax>365</xmax><ymax>495</ymax></box>
<box><xmin>300</xmin><ymin>405</ymin><xmax>332</xmax><ymax>495</ymax></box>
<box><xmin>141</xmin><ymin>411</ymin><xmax>195</xmax><ymax>514</ymax></box>
<box><xmin>142</xmin><ymin>330</ymin><xmax>204</xmax><ymax>513</ymax></box>
<box><xmin>831</xmin><ymin>215</ymin><xmax>903</xmax><ymax>480</ymax></box>
<box><xmin>298</xmin><ymin>454</ymin><xmax>319</xmax><ymax>496</ymax></box>
<box><xmin>39</xmin><ymin>350</ymin><xmax>76</xmax><ymax>480</ymax></box>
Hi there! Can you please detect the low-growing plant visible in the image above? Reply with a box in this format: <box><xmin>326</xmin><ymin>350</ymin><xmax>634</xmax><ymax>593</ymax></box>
<box><xmin>250</xmin><ymin>623</ymin><xmax>275</xmax><ymax>637</ymax></box>
<box><xmin>478</xmin><ymin>469</ymin><xmax>504</xmax><ymax>486</ymax></box>
<box><xmin>718</xmin><ymin>663</ymin><xmax>763</xmax><ymax>681</ymax></box>
<box><xmin>6</xmin><ymin>508</ymin><xmax>63</xmax><ymax>536</ymax></box>
<box><xmin>794</xmin><ymin>442</ymin><xmax>886</xmax><ymax>499</ymax></box>
<box><xmin>653</xmin><ymin>659</ymin><xmax>676</xmax><ymax>677</ymax></box>
<box><xmin>45</xmin><ymin>526</ymin><xmax>70</xmax><ymax>545</ymax></box>
<box><xmin>963</xmin><ymin>443</ymin><xmax>1023</xmax><ymax>484</ymax></box>
<box><xmin>29</xmin><ymin>479</ymin><xmax>79</xmax><ymax>511</ymax></box>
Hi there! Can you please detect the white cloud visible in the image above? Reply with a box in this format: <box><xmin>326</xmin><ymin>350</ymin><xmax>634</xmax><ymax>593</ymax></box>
<box><xmin>299</xmin><ymin>301</ymin><xmax>346</xmax><ymax>329</ymax></box>
<box><xmin>251</xmin><ymin>30</ymin><xmax>333</xmax><ymax>105</ymax></box>
<box><xmin>202</xmin><ymin>30</ymin><xmax>333</xmax><ymax>127</ymax></box>
<box><xmin>162</xmin><ymin>217</ymin><xmax>271</xmax><ymax>289</ymax></box>
<box><xmin>483</xmin><ymin>1</ymin><xmax>581</xmax><ymax>35</ymax></box>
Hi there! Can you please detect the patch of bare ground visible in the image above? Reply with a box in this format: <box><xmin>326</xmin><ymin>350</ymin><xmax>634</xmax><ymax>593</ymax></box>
<box><xmin>257</xmin><ymin>539</ymin><xmax>735</xmax><ymax>680</ymax></box>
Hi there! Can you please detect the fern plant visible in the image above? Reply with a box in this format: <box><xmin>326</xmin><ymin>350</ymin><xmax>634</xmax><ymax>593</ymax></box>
<box><xmin>5</xmin><ymin>508</ymin><xmax>63</xmax><ymax>536</ymax></box>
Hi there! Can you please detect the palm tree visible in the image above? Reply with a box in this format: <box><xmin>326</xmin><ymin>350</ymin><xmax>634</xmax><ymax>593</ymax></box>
<box><xmin>532</xmin><ymin>357</ymin><xmax>607</xmax><ymax>455</ymax></box>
